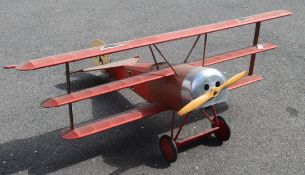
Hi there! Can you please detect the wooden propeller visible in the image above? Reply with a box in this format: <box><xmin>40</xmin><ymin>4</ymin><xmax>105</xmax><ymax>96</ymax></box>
<box><xmin>177</xmin><ymin>71</ymin><xmax>247</xmax><ymax>117</ymax></box>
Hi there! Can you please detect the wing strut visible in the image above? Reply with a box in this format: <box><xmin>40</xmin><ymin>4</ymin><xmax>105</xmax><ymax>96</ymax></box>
<box><xmin>148</xmin><ymin>45</ymin><xmax>159</xmax><ymax>70</ymax></box>
<box><xmin>183</xmin><ymin>35</ymin><xmax>201</xmax><ymax>63</ymax></box>
<box><xmin>202</xmin><ymin>33</ymin><xmax>208</xmax><ymax>67</ymax></box>
<box><xmin>65</xmin><ymin>63</ymin><xmax>74</xmax><ymax>130</ymax></box>
<box><xmin>152</xmin><ymin>44</ymin><xmax>178</xmax><ymax>76</ymax></box>
<box><xmin>248</xmin><ymin>22</ymin><xmax>261</xmax><ymax>75</ymax></box>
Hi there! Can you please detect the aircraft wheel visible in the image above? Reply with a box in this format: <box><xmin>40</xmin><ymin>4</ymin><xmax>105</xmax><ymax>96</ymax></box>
<box><xmin>212</xmin><ymin>116</ymin><xmax>231</xmax><ymax>141</ymax></box>
<box><xmin>159</xmin><ymin>135</ymin><xmax>178</xmax><ymax>163</ymax></box>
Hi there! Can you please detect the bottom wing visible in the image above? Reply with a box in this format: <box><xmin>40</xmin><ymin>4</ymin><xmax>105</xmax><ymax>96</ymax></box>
<box><xmin>62</xmin><ymin>103</ymin><xmax>168</xmax><ymax>139</ymax></box>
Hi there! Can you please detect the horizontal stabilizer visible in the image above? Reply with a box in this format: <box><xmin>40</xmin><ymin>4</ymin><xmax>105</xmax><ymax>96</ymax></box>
<box><xmin>61</xmin><ymin>103</ymin><xmax>168</xmax><ymax>139</ymax></box>
<box><xmin>228</xmin><ymin>75</ymin><xmax>263</xmax><ymax>90</ymax></box>
<box><xmin>70</xmin><ymin>57</ymin><xmax>139</xmax><ymax>74</ymax></box>
<box><xmin>12</xmin><ymin>10</ymin><xmax>291</xmax><ymax>71</ymax></box>
<box><xmin>42</xmin><ymin>68</ymin><xmax>175</xmax><ymax>108</ymax></box>
<box><xmin>189</xmin><ymin>43</ymin><xmax>277</xmax><ymax>66</ymax></box>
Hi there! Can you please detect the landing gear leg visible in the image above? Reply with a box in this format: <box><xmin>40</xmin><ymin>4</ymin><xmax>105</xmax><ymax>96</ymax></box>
<box><xmin>159</xmin><ymin>112</ymin><xmax>188</xmax><ymax>163</ymax></box>
<box><xmin>159</xmin><ymin>107</ymin><xmax>231</xmax><ymax>162</ymax></box>
<box><xmin>208</xmin><ymin>106</ymin><xmax>231</xmax><ymax>142</ymax></box>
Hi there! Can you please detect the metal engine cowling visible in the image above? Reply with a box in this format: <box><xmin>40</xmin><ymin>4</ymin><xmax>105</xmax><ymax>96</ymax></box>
<box><xmin>181</xmin><ymin>67</ymin><xmax>227</xmax><ymax>108</ymax></box>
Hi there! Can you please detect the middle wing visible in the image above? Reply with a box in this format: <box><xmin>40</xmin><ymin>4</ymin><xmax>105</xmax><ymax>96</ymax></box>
<box><xmin>42</xmin><ymin>68</ymin><xmax>175</xmax><ymax>108</ymax></box>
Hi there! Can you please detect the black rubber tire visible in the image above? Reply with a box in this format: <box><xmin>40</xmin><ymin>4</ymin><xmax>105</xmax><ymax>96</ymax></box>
<box><xmin>159</xmin><ymin>135</ymin><xmax>178</xmax><ymax>163</ymax></box>
<box><xmin>211</xmin><ymin>116</ymin><xmax>231</xmax><ymax>142</ymax></box>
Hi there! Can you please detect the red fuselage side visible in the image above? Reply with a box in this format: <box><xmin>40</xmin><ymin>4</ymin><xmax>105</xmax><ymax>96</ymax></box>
<box><xmin>106</xmin><ymin>63</ymin><xmax>195</xmax><ymax>111</ymax></box>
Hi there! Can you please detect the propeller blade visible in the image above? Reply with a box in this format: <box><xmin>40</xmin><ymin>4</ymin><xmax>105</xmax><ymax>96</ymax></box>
<box><xmin>178</xmin><ymin>90</ymin><xmax>214</xmax><ymax>116</ymax></box>
<box><xmin>219</xmin><ymin>71</ymin><xmax>247</xmax><ymax>90</ymax></box>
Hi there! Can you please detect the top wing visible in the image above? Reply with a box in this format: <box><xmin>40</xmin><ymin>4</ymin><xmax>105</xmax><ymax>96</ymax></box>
<box><xmin>13</xmin><ymin>10</ymin><xmax>291</xmax><ymax>71</ymax></box>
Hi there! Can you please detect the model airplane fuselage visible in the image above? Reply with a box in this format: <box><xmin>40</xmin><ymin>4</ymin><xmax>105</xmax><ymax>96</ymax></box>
<box><xmin>4</xmin><ymin>10</ymin><xmax>292</xmax><ymax>163</ymax></box>
<box><xmin>107</xmin><ymin>63</ymin><xmax>227</xmax><ymax>110</ymax></box>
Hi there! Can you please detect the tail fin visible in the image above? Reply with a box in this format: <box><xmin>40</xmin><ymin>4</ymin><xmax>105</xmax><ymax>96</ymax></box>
<box><xmin>91</xmin><ymin>39</ymin><xmax>111</xmax><ymax>65</ymax></box>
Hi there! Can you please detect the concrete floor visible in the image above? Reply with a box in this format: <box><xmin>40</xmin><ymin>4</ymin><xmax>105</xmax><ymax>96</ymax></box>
<box><xmin>1</xmin><ymin>0</ymin><xmax>304</xmax><ymax>174</ymax></box>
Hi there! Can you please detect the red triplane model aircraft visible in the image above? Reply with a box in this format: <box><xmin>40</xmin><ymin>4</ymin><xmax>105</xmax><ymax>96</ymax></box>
<box><xmin>5</xmin><ymin>10</ymin><xmax>291</xmax><ymax>162</ymax></box>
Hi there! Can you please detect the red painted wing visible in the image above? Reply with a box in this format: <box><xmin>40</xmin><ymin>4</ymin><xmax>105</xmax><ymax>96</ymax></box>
<box><xmin>16</xmin><ymin>47</ymin><xmax>103</xmax><ymax>70</ymax></box>
<box><xmin>189</xmin><ymin>43</ymin><xmax>277</xmax><ymax>66</ymax></box>
<box><xmin>42</xmin><ymin>68</ymin><xmax>175</xmax><ymax>108</ymax></box>
<box><xmin>15</xmin><ymin>10</ymin><xmax>291</xmax><ymax>71</ymax></box>
<box><xmin>61</xmin><ymin>103</ymin><xmax>168</xmax><ymax>139</ymax></box>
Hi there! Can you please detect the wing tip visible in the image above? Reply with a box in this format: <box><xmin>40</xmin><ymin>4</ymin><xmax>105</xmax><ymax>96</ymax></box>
<box><xmin>279</xmin><ymin>9</ymin><xmax>293</xmax><ymax>15</ymax></box>
<box><xmin>16</xmin><ymin>61</ymin><xmax>36</xmax><ymax>71</ymax></box>
<box><xmin>41</xmin><ymin>98</ymin><xmax>60</xmax><ymax>108</ymax></box>
<box><xmin>3</xmin><ymin>65</ymin><xmax>17</xmax><ymax>69</ymax></box>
